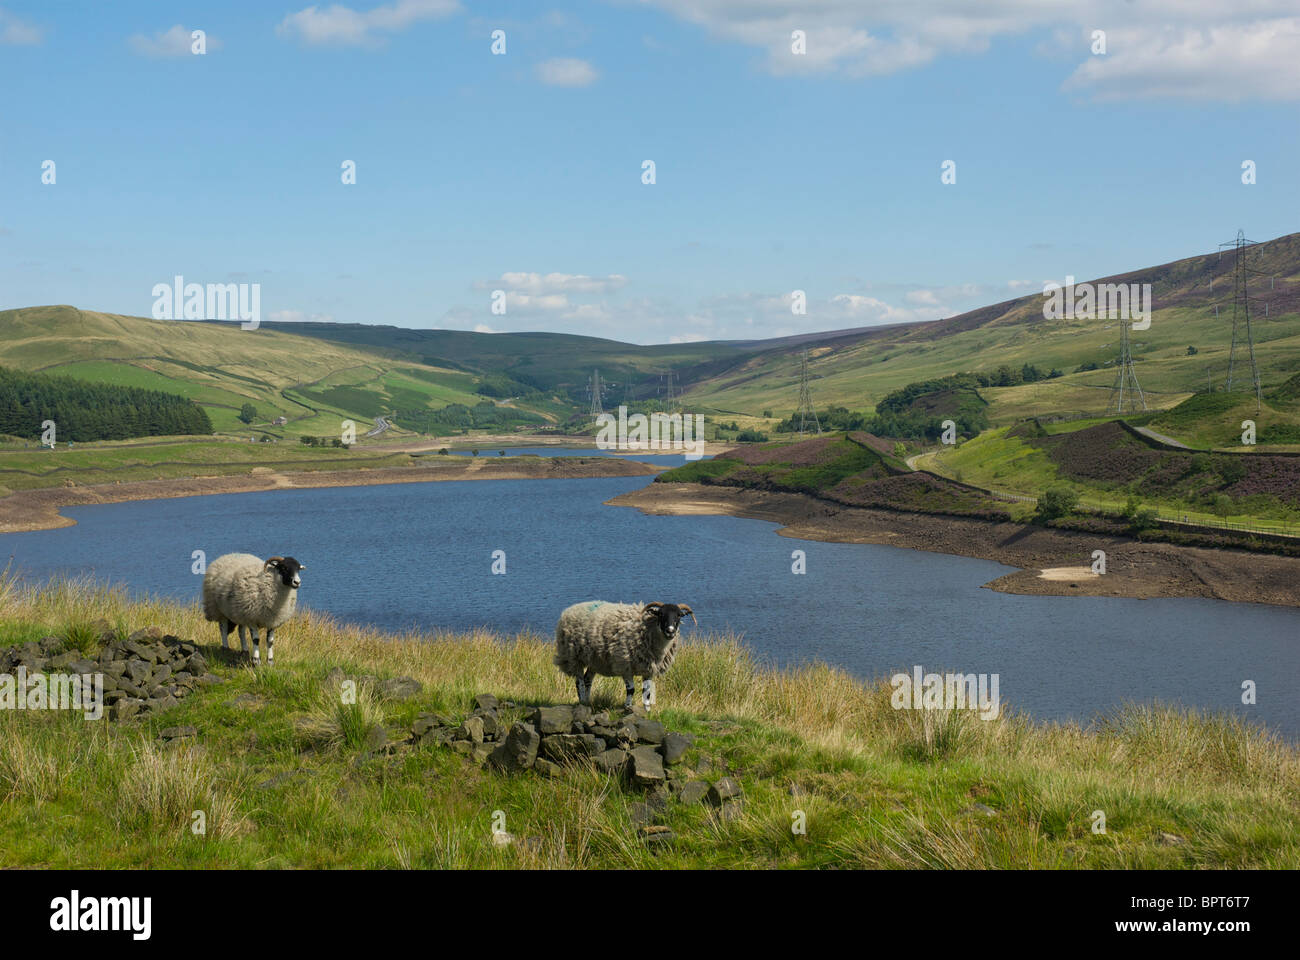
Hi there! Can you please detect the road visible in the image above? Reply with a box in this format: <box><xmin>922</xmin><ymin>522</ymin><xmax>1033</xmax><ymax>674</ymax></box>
<box><xmin>364</xmin><ymin>416</ymin><xmax>390</xmax><ymax>439</ymax></box>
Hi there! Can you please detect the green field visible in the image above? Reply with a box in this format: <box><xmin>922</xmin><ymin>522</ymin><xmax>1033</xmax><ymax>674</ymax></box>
<box><xmin>2</xmin><ymin>575</ymin><xmax>1295</xmax><ymax>869</ymax></box>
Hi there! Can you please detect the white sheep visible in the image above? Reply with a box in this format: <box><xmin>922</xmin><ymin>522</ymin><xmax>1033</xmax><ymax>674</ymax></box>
<box><xmin>554</xmin><ymin>601</ymin><xmax>695</xmax><ymax>710</ymax></box>
<box><xmin>201</xmin><ymin>553</ymin><xmax>304</xmax><ymax>666</ymax></box>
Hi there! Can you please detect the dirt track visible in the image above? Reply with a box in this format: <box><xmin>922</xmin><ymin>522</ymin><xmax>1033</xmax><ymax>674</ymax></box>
<box><xmin>607</xmin><ymin>482</ymin><xmax>1300</xmax><ymax>608</ymax></box>
<box><xmin>0</xmin><ymin>457</ymin><xmax>661</xmax><ymax>534</ymax></box>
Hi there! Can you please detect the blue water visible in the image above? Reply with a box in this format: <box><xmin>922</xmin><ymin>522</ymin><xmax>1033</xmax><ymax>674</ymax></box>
<box><xmin>3</xmin><ymin>475</ymin><xmax>1297</xmax><ymax>738</ymax></box>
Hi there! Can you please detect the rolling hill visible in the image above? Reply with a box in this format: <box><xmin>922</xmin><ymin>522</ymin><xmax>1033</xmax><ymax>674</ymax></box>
<box><xmin>4</xmin><ymin>231</ymin><xmax>1299</xmax><ymax>445</ymax></box>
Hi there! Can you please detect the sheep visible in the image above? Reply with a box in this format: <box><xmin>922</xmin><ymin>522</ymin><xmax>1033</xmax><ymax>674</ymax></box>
<box><xmin>201</xmin><ymin>553</ymin><xmax>304</xmax><ymax>667</ymax></box>
<box><xmin>554</xmin><ymin>601</ymin><xmax>696</xmax><ymax>710</ymax></box>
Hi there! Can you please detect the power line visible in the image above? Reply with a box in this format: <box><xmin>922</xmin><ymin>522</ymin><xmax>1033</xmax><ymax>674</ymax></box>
<box><xmin>1219</xmin><ymin>229</ymin><xmax>1265</xmax><ymax>413</ymax></box>
<box><xmin>1106</xmin><ymin>319</ymin><xmax>1146</xmax><ymax>414</ymax></box>
<box><xmin>587</xmin><ymin>369</ymin><xmax>604</xmax><ymax>422</ymax></box>
<box><xmin>795</xmin><ymin>349</ymin><xmax>821</xmax><ymax>436</ymax></box>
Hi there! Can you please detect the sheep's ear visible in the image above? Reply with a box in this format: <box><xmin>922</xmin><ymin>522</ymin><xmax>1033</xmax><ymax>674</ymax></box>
<box><xmin>641</xmin><ymin>602</ymin><xmax>662</xmax><ymax>617</ymax></box>
<box><xmin>265</xmin><ymin>557</ymin><xmax>282</xmax><ymax>570</ymax></box>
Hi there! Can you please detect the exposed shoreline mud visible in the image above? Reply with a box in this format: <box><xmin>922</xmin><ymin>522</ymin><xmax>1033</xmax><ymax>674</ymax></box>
<box><xmin>0</xmin><ymin>457</ymin><xmax>662</xmax><ymax>534</ymax></box>
<box><xmin>607</xmin><ymin>482</ymin><xmax>1300</xmax><ymax>608</ymax></box>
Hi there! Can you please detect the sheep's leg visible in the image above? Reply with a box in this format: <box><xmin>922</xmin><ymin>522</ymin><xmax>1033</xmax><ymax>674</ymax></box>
<box><xmin>623</xmin><ymin>678</ymin><xmax>635</xmax><ymax>710</ymax></box>
<box><xmin>574</xmin><ymin>674</ymin><xmax>588</xmax><ymax>706</ymax></box>
<box><xmin>238</xmin><ymin>625</ymin><xmax>249</xmax><ymax>656</ymax></box>
<box><xmin>265</xmin><ymin>628</ymin><xmax>275</xmax><ymax>667</ymax></box>
<box><xmin>643</xmin><ymin>678</ymin><xmax>656</xmax><ymax>709</ymax></box>
<box><xmin>250</xmin><ymin>629</ymin><xmax>260</xmax><ymax>666</ymax></box>
<box><xmin>219</xmin><ymin>620</ymin><xmax>230</xmax><ymax>650</ymax></box>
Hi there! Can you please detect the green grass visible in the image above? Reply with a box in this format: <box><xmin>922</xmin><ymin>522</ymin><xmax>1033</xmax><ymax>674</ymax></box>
<box><xmin>0</xmin><ymin>575</ymin><xmax>1296</xmax><ymax>869</ymax></box>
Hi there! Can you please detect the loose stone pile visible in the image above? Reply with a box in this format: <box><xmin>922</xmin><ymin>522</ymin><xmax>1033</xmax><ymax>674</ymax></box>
<box><xmin>0</xmin><ymin>623</ymin><xmax>222</xmax><ymax>720</ymax></box>
<box><xmin>410</xmin><ymin>694</ymin><xmax>745</xmax><ymax>822</ymax></box>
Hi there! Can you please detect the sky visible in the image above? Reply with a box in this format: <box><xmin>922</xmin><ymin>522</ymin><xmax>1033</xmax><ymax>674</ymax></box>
<box><xmin>2</xmin><ymin>0</ymin><xmax>1298</xmax><ymax>344</ymax></box>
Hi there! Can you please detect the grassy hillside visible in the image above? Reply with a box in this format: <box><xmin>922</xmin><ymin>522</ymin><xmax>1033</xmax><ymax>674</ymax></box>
<box><xmin>2</xmin><ymin>575</ymin><xmax>1295</xmax><ymax>869</ymax></box>
<box><xmin>923</xmin><ymin>419</ymin><xmax>1300</xmax><ymax>530</ymax></box>
<box><xmin>0</xmin><ymin>307</ymin><xmax>487</xmax><ymax>440</ymax></box>
<box><xmin>662</xmin><ymin>433</ymin><xmax>1014</xmax><ymax>521</ymax></box>
<box><xmin>681</xmin><ymin>234</ymin><xmax>1300</xmax><ymax>426</ymax></box>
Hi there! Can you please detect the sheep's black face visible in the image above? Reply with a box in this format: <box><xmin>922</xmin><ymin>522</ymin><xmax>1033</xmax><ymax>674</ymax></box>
<box><xmin>645</xmin><ymin>602</ymin><xmax>693</xmax><ymax>639</ymax></box>
<box><xmin>267</xmin><ymin>556</ymin><xmax>304</xmax><ymax>589</ymax></box>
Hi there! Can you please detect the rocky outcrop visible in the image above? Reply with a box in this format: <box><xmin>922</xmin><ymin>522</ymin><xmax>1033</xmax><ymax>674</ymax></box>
<box><xmin>0</xmin><ymin>623</ymin><xmax>223</xmax><ymax>720</ymax></box>
<box><xmin>408</xmin><ymin>696</ymin><xmax>748</xmax><ymax>823</ymax></box>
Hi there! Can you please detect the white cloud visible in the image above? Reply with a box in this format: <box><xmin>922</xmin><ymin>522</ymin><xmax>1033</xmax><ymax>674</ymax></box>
<box><xmin>0</xmin><ymin>8</ymin><xmax>40</xmax><ymax>45</ymax></box>
<box><xmin>128</xmin><ymin>25</ymin><xmax>218</xmax><ymax>58</ymax></box>
<box><xmin>486</xmin><ymin>272</ymin><xmax>627</xmax><ymax>295</ymax></box>
<box><xmin>473</xmin><ymin>323</ymin><xmax>498</xmax><ymax>333</ymax></box>
<box><xmin>536</xmin><ymin>57</ymin><xmax>598</xmax><ymax>87</ymax></box>
<box><xmin>278</xmin><ymin>0</ymin><xmax>460</xmax><ymax>47</ymax></box>
<box><xmin>642</xmin><ymin>1</ymin><xmax>1300</xmax><ymax>100</ymax></box>
<box><xmin>1064</xmin><ymin>19</ymin><xmax>1300</xmax><ymax>101</ymax></box>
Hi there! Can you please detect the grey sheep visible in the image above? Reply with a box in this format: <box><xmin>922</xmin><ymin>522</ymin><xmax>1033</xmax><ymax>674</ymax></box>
<box><xmin>201</xmin><ymin>553</ymin><xmax>304</xmax><ymax>666</ymax></box>
<box><xmin>554</xmin><ymin>601</ymin><xmax>695</xmax><ymax>710</ymax></box>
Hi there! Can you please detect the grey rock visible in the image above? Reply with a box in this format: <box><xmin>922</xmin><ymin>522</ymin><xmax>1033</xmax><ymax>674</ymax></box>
<box><xmin>678</xmin><ymin>781</ymin><xmax>709</xmax><ymax>805</ymax></box>
<box><xmin>533</xmin><ymin>758</ymin><xmax>563</xmax><ymax>778</ymax></box>
<box><xmin>49</xmin><ymin>651</ymin><xmax>76</xmax><ymax>670</ymax></box>
<box><xmin>629</xmin><ymin>802</ymin><xmax>656</xmax><ymax>826</ymax></box>
<box><xmin>635</xmin><ymin>719</ymin><xmax>665</xmax><ymax>744</ymax></box>
<box><xmin>709</xmin><ymin>777</ymin><xmax>743</xmax><ymax>805</ymax></box>
<box><xmin>412</xmin><ymin>714</ymin><xmax>449</xmax><ymax>737</ymax></box>
<box><xmin>540</xmin><ymin>733</ymin><xmax>602</xmax><ymax>762</ymax></box>
<box><xmin>159</xmin><ymin>725</ymin><xmax>197</xmax><ymax>740</ymax></box>
<box><xmin>530</xmin><ymin>705</ymin><xmax>575</xmax><ymax>735</ymax></box>
<box><xmin>629</xmin><ymin>746</ymin><xmax>666</xmax><ymax>786</ymax></box>
<box><xmin>151</xmin><ymin>663</ymin><xmax>172</xmax><ymax>685</ymax></box>
<box><xmin>126</xmin><ymin>661</ymin><xmax>151</xmax><ymax>685</ymax></box>
<box><xmin>111</xmin><ymin>698</ymin><xmax>144</xmax><ymax>721</ymax></box>
<box><xmin>104</xmin><ymin>660</ymin><xmax>128</xmax><ymax>678</ymax></box>
<box><xmin>594</xmin><ymin>748</ymin><xmax>628</xmax><ymax>774</ymax></box>
<box><xmin>488</xmin><ymin>722</ymin><xmax>541</xmax><ymax>772</ymax></box>
<box><xmin>637</xmin><ymin>825</ymin><xmax>674</xmax><ymax>845</ymax></box>
<box><xmin>379</xmin><ymin>676</ymin><xmax>422</xmax><ymax>700</ymax></box>
<box><xmin>660</xmin><ymin>731</ymin><xmax>693</xmax><ymax>764</ymax></box>
<box><xmin>470</xmin><ymin>742</ymin><xmax>494</xmax><ymax>764</ymax></box>
<box><xmin>472</xmin><ymin>693</ymin><xmax>499</xmax><ymax>712</ymax></box>
<box><xmin>456</xmin><ymin>716</ymin><xmax>485</xmax><ymax>743</ymax></box>
<box><xmin>719</xmin><ymin>800</ymin><xmax>745</xmax><ymax>822</ymax></box>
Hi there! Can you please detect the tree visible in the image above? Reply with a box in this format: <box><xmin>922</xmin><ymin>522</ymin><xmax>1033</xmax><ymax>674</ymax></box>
<box><xmin>1186</xmin><ymin>345</ymin><xmax>1198</xmax><ymax>356</ymax></box>
<box><xmin>1035</xmin><ymin>485</ymin><xmax>1078</xmax><ymax>522</ymax></box>
<box><xmin>238</xmin><ymin>403</ymin><xmax>258</xmax><ymax>424</ymax></box>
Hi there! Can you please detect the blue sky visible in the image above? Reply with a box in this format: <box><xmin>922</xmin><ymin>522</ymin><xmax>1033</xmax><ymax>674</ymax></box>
<box><xmin>2</xmin><ymin>1</ymin><xmax>1298</xmax><ymax>344</ymax></box>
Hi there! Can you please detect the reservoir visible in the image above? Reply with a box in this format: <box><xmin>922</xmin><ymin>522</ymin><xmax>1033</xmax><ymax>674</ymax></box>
<box><xmin>3</xmin><ymin>474</ymin><xmax>1297</xmax><ymax>738</ymax></box>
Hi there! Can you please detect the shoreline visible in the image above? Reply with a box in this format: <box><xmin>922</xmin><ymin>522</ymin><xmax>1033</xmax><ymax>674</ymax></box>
<box><xmin>0</xmin><ymin>457</ymin><xmax>662</xmax><ymax>534</ymax></box>
<box><xmin>607</xmin><ymin>482</ymin><xmax>1300</xmax><ymax>608</ymax></box>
